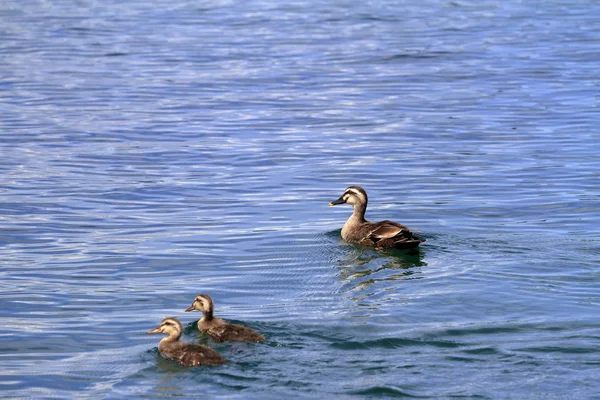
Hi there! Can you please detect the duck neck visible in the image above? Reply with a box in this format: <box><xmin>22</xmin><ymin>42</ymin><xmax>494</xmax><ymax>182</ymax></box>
<box><xmin>160</xmin><ymin>332</ymin><xmax>181</xmax><ymax>346</ymax></box>
<box><xmin>351</xmin><ymin>202</ymin><xmax>367</xmax><ymax>223</ymax></box>
<box><xmin>202</xmin><ymin>310</ymin><xmax>214</xmax><ymax>321</ymax></box>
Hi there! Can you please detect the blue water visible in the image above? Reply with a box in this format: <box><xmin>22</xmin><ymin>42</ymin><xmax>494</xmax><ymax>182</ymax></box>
<box><xmin>1</xmin><ymin>0</ymin><xmax>599</xmax><ymax>398</ymax></box>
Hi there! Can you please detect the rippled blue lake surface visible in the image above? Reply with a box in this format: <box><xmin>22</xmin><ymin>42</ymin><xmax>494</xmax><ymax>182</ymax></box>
<box><xmin>1</xmin><ymin>0</ymin><xmax>599</xmax><ymax>398</ymax></box>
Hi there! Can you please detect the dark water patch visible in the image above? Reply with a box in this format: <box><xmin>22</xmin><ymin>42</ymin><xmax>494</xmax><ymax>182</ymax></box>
<box><xmin>461</xmin><ymin>347</ymin><xmax>501</xmax><ymax>356</ymax></box>
<box><xmin>350</xmin><ymin>385</ymin><xmax>424</xmax><ymax>398</ymax></box>
<box><xmin>515</xmin><ymin>346</ymin><xmax>599</xmax><ymax>355</ymax></box>
<box><xmin>104</xmin><ymin>52</ymin><xmax>129</xmax><ymax>57</ymax></box>
<box><xmin>331</xmin><ymin>337</ymin><xmax>463</xmax><ymax>350</ymax></box>
<box><xmin>436</xmin><ymin>325</ymin><xmax>524</xmax><ymax>337</ymax></box>
<box><xmin>444</xmin><ymin>356</ymin><xmax>487</xmax><ymax>363</ymax></box>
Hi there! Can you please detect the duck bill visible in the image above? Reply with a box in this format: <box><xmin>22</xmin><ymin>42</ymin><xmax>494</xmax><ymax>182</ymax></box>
<box><xmin>328</xmin><ymin>197</ymin><xmax>346</xmax><ymax>206</ymax></box>
<box><xmin>147</xmin><ymin>327</ymin><xmax>162</xmax><ymax>334</ymax></box>
<box><xmin>184</xmin><ymin>305</ymin><xmax>194</xmax><ymax>312</ymax></box>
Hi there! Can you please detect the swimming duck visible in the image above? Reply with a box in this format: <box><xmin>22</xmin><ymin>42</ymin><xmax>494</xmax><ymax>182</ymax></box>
<box><xmin>147</xmin><ymin>317</ymin><xmax>227</xmax><ymax>366</ymax></box>
<box><xmin>329</xmin><ymin>185</ymin><xmax>425</xmax><ymax>249</ymax></box>
<box><xmin>185</xmin><ymin>294</ymin><xmax>265</xmax><ymax>343</ymax></box>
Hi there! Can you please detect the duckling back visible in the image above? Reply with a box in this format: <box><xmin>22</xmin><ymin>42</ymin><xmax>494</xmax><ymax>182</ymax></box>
<box><xmin>205</xmin><ymin>323</ymin><xmax>265</xmax><ymax>343</ymax></box>
<box><xmin>159</xmin><ymin>341</ymin><xmax>227</xmax><ymax>366</ymax></box>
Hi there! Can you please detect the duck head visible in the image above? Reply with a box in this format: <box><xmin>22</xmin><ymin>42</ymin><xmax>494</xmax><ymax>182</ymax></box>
<box><xmin>329</xmin><ymin>186</ymin><xmax>368</xmax><ymax>207</ymax></box>
<box><xmin>185</xmin><ymin>294</ymin><xmax>215</xmax><ymax>319</ymax></box>
<box><xmin>147</xmin><ymin>317</ymin><xmax>183</xmax><ymax>340</ymax></box>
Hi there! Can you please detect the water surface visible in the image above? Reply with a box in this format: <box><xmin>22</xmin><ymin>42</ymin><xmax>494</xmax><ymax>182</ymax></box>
<box><xmin>1</xmin><ymin>0</ymin><xmax>599</xmax><ymax>398</ymax></box>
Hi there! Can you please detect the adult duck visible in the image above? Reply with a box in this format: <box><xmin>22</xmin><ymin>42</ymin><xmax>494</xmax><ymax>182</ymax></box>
<box><xmin>329</xmin><ymin>185</ymin><xmax>425</xmax><ymax>249</ymax></box>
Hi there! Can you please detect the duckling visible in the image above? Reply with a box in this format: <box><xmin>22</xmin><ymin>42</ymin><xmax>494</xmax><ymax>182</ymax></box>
<box><xmin>185</xmin><ymin>294</ymin><xmax>265</xmax><ymax>343</ymax></box>
<box><xmin>329</xmin><ymin>185</ymin><xmax>425</xmax><ymax>249</ymax></box>
<box><xmin>147</xmin><ymin>317</ymin><xmax>227</xmax><ymax>366</ymax></box>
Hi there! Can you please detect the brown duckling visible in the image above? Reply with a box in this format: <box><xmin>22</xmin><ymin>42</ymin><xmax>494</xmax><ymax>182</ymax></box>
<box><xmin>185</xmin><ymin>294</ymin><xmax>265</xmax><ymax>343</ymax></box>
<box><xmin>147</xmin><ymin>317</ymin><xmax>227</xmax><ymax>366</ymax></box>
<box><xmin>329</xmin><ymin>185</ymin><xmax>425</xmax><ymax>249</ymax></box>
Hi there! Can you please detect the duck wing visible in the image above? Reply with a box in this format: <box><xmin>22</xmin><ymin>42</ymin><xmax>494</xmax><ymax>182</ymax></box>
<box><xmin>208</xmin><ymin>323</ymin><xmax>265</xmax><ymax>343</ymax></box>
<box><xmin>161</xmin><ymin>343</ymin><xmax>227</xmax><ymax>366</ymax></box>
<box><xmin>368</xmin><ymin>220</ymin><xmax>412</xmax><ymax>239</ymax></box>
<box><xmin>367</xmin><ymin>220</ymin><xmax>425</xmax><ymax>249</ymax></box>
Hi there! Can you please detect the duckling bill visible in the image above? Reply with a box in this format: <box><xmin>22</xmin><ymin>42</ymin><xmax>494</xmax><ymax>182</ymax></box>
<box><xmin>147</xmin><ymin>317</ymin><xmax>227</xmax><ymax>367</ymax></box>
<box><xmin>329</xmin><ymin>185</ymin><xmax>425</xmax><ymax>249</ymax></box>
<box><xmin>185</xmin><ymin>294</ymin><xmax>265</xmax><ymax>343</ymax></box>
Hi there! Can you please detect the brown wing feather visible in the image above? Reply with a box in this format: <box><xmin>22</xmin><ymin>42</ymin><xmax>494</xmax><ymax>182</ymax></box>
<box><xmin>161</xmin><ymin>343</ymin><xmax>227</xmax><ymax>366</ymax></box>
<box><xmin>208</xmin><ymin>323</ymin><xmax>265</xmax><ymax>343</ymax></box>
<box><xmin>368</xmin><ymin>220</ymin><xmax>410</xmax><ymax>240</ymax></box>
<box><xmin>367</xmin><ymin>220</ymin><xmax>425</xmax><ymax>249</ymax></box>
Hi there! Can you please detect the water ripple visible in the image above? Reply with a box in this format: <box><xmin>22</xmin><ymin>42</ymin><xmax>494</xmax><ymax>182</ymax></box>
<box><xmin>2</xmin><ymin>0</ymin><xmax>600</xmax><ymax>398</ymax></box>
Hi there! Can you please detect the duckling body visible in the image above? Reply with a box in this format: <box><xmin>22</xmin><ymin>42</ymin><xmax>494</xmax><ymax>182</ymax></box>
<box><xmin>147</xmin><ymin>317</ymin><xmax>227</xmax><ymax>367</ymax></box>
<box><xmin>330</xmin><ymin>186</ymin><xmax>425</xmax><ymax>249</ymax></box>
<box><xmin>185</xmin><ymin>294</ymin><xmax>265</xmax><ymax>343</ymax></box>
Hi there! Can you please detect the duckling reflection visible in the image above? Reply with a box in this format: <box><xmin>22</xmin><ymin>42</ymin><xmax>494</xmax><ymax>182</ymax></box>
<box><xmin>185</xmin><ymin>294</ymin><xmax>265</xmax><ymax>343</ymax></box>
<box><xmin>147</xmin><ymin>317</ymin><xmax>227</xmax><ymax>366</ymax></box>
<box><xmin>329</xmin><ymin>186</ymin><xmax>425</xmax><ymax>249</ymax></box>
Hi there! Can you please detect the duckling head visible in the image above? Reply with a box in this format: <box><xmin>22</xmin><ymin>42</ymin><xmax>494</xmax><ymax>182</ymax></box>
<box><xmin>329</xmin><ymin>186</ymin><xmax>368</xmax><ymax>207</ymax></box>
<box><xmin>184</xmin><ymin>294</ymin><xmax>214</xmax><ymax>317</ymax></box>
<box><xmin>147</xmin><ymin>317</ymin><xmax>183</xmax><ymax>340</ymax></box>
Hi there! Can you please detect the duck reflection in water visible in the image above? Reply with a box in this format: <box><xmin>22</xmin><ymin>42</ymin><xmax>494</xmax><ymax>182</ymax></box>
<box><xmin>337</xmin><ymin>244</ymin><xmax>427</xmax><ymax>291</ymax></box>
